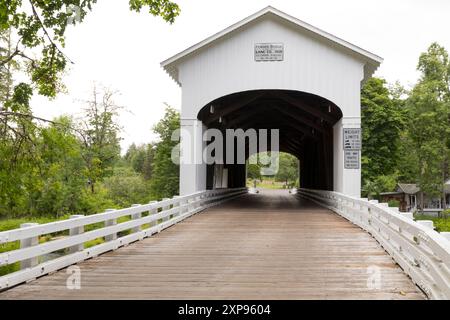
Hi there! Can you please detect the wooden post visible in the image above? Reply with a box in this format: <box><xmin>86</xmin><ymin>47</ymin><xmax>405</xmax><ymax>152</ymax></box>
<box><xmin>188</xmin><ymin>197</ymin><xmax>196</xmax><ymax>212</ymax></box>
<box><xmin>131</xmin><ymin>204</ymin><xmax>142</xmax><ymax>233</ymax></box>
<box><xmin>148</xmin><ymin>201</ymin><xmax>158</xmax><ymax>227</ymax></box>
<box><xmin>417</xmin><ymin>220</ymin><xmax>434</xmax><ymax>230</ymax></box>
<box><xmin>20</xmin><ymin>223</ymin><xmax>39</xmax><ymax>270</ymax></box>
<box><xmin>69</xmin><ymin>215</ymin><xmax>85</xmax><ymax>254</ymax></box>
<box><xmin>162</xmin><ymin>198</ymin><xmax>170</xmax><ymax>222</ymax></box>
<box><xmin>173</xmin><ymin>196</ymin><xmax>181</xmax><ymax>218</ymax></box>
<box><xmin>105</xmin><ymin>209</ymin><xmax>117</xmax><ymax>242</ymax></box>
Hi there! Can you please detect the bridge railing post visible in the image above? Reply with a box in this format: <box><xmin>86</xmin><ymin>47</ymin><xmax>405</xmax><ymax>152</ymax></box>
<box><xmin>148</xmin><ymin>201</ymin><xmax>158</xmax><ymax>227</ymax></box>
<box><xmin>19</xmin><ymin>223</ymin><xmax>39</xmax><ymax>270</ymax></box>
<box><xmin>173</xmin><ymin>196</ymin><xmax>181</xmax><ymax>218</ymax></box>
<box><xmin>188</xmin><ymin>197</ymin><xmax>195</xmax><ymax>212</ymax></box>
<box><xmin>162</xmin><ymin>198</ymin><xmax>170</xmax><ymax>222</ymax></box>
<box><xmin>131</xmin><ymin>204</ymin><xmax>142</xmax><ymax>233</ymax></box>
<box><xmin>105</xmin><ymin>209</ymin><xmax>117</xmax><ymax>242</ymax></box>
<box><xmin>199</xmin><ymin>193</ymin><xmax>206</xmax><ymax>208</ymax></box>
<box><xmin>180</xmin><ymin>197</ymin><xmax>188</xmax><ymax>216</ymax></box>
<box><xmin>69</xmin><ymin>215</ymin><xmax>85</xmax><ymax>254</ymax></box>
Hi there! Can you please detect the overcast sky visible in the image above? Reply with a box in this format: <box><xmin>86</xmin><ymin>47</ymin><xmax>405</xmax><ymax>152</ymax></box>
<box><xmin>31</xmin><ymin>0</ymin><xmax>450</xmax><ymax>152</ymax></box>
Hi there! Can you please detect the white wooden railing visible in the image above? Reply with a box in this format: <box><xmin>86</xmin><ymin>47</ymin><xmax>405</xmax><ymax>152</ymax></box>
<box><xmin>0</xmin><ymin>188</ymin><xmax>247</xmax><ymax>291</ymax></box>
<box><xmin>297</xmin><ymin>188</ymin><xmax>450</xmax><ymax>300</ymax></box>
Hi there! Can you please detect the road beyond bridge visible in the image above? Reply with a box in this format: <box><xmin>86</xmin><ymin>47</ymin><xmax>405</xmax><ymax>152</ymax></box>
<box><xmin>0</xmin><ymin>190</ymin><xmax>424</xmax><ymax>300</ymax></box>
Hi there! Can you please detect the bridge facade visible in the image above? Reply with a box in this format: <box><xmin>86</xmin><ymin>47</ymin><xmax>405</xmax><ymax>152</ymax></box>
<box><xmin>161</xmin><ymin>6</ymin><xmax>382</xmax><ymax>198</ymax></box>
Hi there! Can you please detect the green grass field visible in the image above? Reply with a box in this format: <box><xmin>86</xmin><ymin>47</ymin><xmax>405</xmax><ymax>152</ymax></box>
<box><xmin>247</xmin><ymin>178</ymin><xmax>293</xmax><ymax>189</ymax></box>
<box><xmin>414</xmin><ymin>215</ymin><xmax>450</xmax><ymax>232</ymax></box>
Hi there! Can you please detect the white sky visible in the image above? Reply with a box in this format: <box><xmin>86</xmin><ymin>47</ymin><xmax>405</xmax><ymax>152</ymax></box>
<box><xmin>31</xmin><ymin>0</ymin><xmax>450</xmax><ymax>152</ymax></box>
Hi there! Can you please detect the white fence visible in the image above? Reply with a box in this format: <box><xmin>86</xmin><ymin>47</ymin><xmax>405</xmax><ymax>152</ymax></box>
<box><xmin>297</xmin><ymin>188</ymin><xmax>450</xmax><ymax>300</ymax></box>
<box><xmin>0</xmin><ymin>188</ymin><xmax>247</xmax><ymax>291</ymax></box>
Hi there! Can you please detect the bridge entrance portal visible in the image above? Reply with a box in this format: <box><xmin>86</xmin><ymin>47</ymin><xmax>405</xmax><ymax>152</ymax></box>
<box><xmin>161</xmin><ymin>6</ymin><xmax>382</xmax><ymax>197</ymax></box>
<box><xmin>197</xmin><ymin>90</ymin><xmax>342</xmax><ymax>190</ymax></box>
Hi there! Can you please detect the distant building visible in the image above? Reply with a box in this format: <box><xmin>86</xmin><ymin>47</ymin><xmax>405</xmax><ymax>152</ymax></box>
<box><xmin>380</xmin><ymin>182</ymin><xmax>450</xmax><ymax>215</ymax></box>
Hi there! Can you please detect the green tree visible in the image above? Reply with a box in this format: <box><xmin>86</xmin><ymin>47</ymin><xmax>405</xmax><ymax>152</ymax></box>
<box><xmin>0</xmin><ymin>0</ymin><xmax>180</xmax><ymax>105</ymax></box>
<box><xmin>79</xmin><ymin>86</ymin><xmax>122</xmax><ymax>193</ymax></box>
<box><xmin>407</xmin><ymin>43</ymin><xmax>450</xmax><ymax>207</ymax></box>
<box><xmin>30</xmin><ymin>116</ymin><xmax>86</xmax><ymax>217</ymax></box>
<box><xmin>361</xmin><ymin>77</ymin><xmax>405</xmax><ymax>196</ymax></box>
<box><xmin>103</xmin><ymin>167</ymin><xmax>151</xmax><ymax>208</ymax></box>
<box><xmin>125</xmin><ymin>143</ymin><xmax>155</xmax><ymax>180</ymax></box>
<box><xmin>274</xmin><ymin>153</ymin><xmax>299</xmax><ymax>187</ymax></box>
<box><xmin>247</xmin><ymin>163</ymin><xmax>262</xmax><ymax>181</ymax></box>
<box><xmin>0</xmin><ymin>28</ymin><xmax>17</xmax><ymax>108</ymax></box>
<box><xmin>150</xmin><ymin>106</ymin><xmax>180</xmax><ymax>199</ymax></box>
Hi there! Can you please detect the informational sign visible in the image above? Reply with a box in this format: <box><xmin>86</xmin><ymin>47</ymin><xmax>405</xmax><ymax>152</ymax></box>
<box><xmin>344</xmin><ymin>151</ymin><xmax>360</xmax><ymax>169</ymax></box>
<box><xmin>255</xmin><ymin>43</ymin><xmax>284</xmax><ymax>61</ymax></box>
<box><xmin>343</xmin><ymin>128</ymin><xmax>361</xmax><ymax>150</ymax></box>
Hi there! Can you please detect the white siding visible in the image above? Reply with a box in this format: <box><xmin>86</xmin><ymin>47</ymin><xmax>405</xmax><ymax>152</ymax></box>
<box><xmin>178</xmin><ymin>16</ymin><xmax>365</xmax><ymax>119</ymax></box>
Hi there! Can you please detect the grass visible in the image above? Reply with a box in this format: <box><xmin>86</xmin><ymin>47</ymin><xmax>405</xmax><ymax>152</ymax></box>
<box><xmin>247</xmin><ymin>178</ymin><xmax>294</xmax><ymax>190</ymax></box>
<box><xmin>414</xmin><ymin>214</ymin><xmax>450</xmax><ymax>232</ymax></box>
<box><xmin>0</xmin><ymin>215</ymin><xmax>71</xmax><ymax>232</ymax></box>
<box><xmin>0</xmin><ymin>213</ymin><xmax>143</xmax><ymax>277</ymax></box>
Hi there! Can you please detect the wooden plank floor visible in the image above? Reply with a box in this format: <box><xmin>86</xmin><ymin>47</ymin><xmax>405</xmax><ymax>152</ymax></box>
<box><xmin>0</xmin><ymin>190</ymin><xmax>424</xmax><ymax>300</ymax></box>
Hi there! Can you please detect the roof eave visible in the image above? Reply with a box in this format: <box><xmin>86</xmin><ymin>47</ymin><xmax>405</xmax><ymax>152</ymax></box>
<box><xmin>161</xmin><ymin>6</ymin><xmax>383</xmax><ymax>85</ymax></box>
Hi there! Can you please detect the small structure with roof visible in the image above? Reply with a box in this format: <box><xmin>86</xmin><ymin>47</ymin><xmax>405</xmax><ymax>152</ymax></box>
<box><xmin>380</xmin><ymin>182</ymin><xmax>450</xmax><ymax>214</ymax></box>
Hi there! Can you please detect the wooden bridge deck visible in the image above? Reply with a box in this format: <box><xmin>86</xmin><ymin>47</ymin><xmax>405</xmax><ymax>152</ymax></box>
<box><xmin>0</xmin><ymin>190</ymin><xmax>424</xmax><ymax>300</ymax></box>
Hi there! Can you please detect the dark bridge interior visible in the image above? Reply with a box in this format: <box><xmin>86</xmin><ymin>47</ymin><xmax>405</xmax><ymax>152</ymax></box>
<box><xmin>197</xmin><ymin>90</ymin><xmax>343</xmax><ymax>190</ymax></box>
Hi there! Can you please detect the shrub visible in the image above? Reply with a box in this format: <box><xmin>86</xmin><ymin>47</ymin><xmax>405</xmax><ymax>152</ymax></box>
<box><xmin>388</xmin><ymin>199</ymin><xmax>400</xmax><ymax>208</ymax></box>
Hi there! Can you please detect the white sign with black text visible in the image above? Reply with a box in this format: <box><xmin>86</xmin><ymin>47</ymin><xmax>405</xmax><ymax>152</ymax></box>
<box><xmin>254</xmin><ymin>43</ymin><xmax>284</xmax><ymax>61</ymax></box>
<box><xmin>344</xmin><ymin>151</ymin><xmax>360</xmax><ymax>169</ymax></box>
<box><xmin>343</xmin><ymin>128</ymin><xmax>361</xmax><ymax>150</ymax></box>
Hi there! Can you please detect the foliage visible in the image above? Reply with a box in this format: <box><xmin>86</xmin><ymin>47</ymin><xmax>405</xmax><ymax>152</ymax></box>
<box><xmin>363</xmin><ymin>173</ymin><xmax>398</xmax><ymax>200</ymax></box>
<box><xmin>247</xmin><ymin>163</ymin><xmax>261</xmax><ymax>181</ymax></box>
<box><xmin>274</xmin><ymin>153</ymin><xmax>299</xmax><ymax>187</ymax></box>
<box><xmin>414</xmin><ymin>214</ymin><xmax>450</xmax><ymax>232</ymax></box>
<box><xmin>0</xmin><ymin>0</ymin><xmax>180</xmax><ymax>106</ymax></box>
<box><xmin>361</xmin><ymin>77</ymin><xmax>406</xmax><ymax>195</ymax></box>
<box><xmin>388</xmin><ymin>199</ymin><xmax>400</xmax><ymax>208</ymax></box>
<box><xmin>150</xmin><ymin>106</ymin><xmax>180</xmax><ymax>199</ymax></box>
<box><xmin>30</xmin><ymin>116</ymin><xmax>86</xmax><ymax>217</ymax></box>
<box><xmin>103</xmin><ymin>167</ymin><xmax>152</xmax><ymax>207</ymax></box>
<box><xmin>125</xmin><ymin>143</ymin><xmax>155</xmax><ymax>180</ymax></box>
<box><xmin>78</xmin><ymin>86</ymin><xmax>122</xmax><ymax>193</ymax></box>
<box><xmin>407</xmin><ymin>43</ymin><xmax>450</xmax><ymax>200</ymax></box>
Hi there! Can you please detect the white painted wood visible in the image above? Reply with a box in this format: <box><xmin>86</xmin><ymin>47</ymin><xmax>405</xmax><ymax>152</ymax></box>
<box><xmin>417</xmin><ymin>220</ymin><xmax>434</xmax><ymax>230</ymax></box>
<box><xmin>19</xmin><ymin>223</ymin><xmax>39</xmax><ymax>270</ymax></box>
<box><xmin>104</xmin><ymin>209</ymin><xmax>118</xmax><ymax>242</ymax></box>
<box><xmin>297</xmin><ymin>188</ymin><xmax>450</xmax><ymax>300</ymax></box>
<box><xmin>172</xmin><ymin>196</ymin><xmax>181</xmax><ymax>218</ymax></box>
<box><xmin>131</xmin><ymin>204</ymin><xmax>142</xmax><ymax>233</ymax></box>
<box><xmin>163</xmin><ymin>8</ymin><xmax>380</xmax><ymax>197</ymax></box>
<box><xmin>400</xmin><ymin>212</ymin><xmax>414</xmax><ymax>220</ymax></box>
<box><xmin>0</xmin><ymin>188</ymin><xmax>248</xmax><ymax>290</ymax></box>
<box><xmin>69</xmin><ymin>215</ymin><xmax>85</xmax><ymax>254</ymax></box>
<box><xmin>162</xmin><ymin>198</ymin><xmax>171</xmax><ymax>222</ymax></box>
<box><xmin>148</xmin><ymin>201</ymin><xmax>158</xmax><ymax>227</ymax></box>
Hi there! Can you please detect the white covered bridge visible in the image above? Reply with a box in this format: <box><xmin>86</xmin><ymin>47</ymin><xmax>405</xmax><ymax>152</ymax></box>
<box><xmin>0</xmin><ymin>7</ymin><xmax>449</xmax><ymax>300</ymax></box>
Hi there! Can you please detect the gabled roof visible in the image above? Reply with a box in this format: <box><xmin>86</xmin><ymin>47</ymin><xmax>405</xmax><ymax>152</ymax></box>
<box><xmin>161</xmin><ymin>6</ymin><xmax>383</xmax><ymax>85</ymax></box>
<box><xmin>397</xmin><ymin>183</ymin><xmax>420</xmax><ymax>195</ymax></box>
